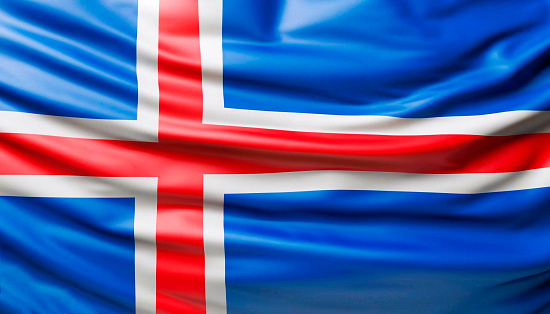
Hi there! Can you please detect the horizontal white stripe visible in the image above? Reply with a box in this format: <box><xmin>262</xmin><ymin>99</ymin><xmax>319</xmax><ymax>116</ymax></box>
<box><xmin>0</xmin><ymin>175</ymin><xmax>158</xmax><ymax>314</ymax></box>
<box><xmin>198</xmin><ymin>0</ymin><xmax>550</xmax><ymax>136</ymax></box>
<box><xmin>205</xmin><ymin>168</ymin><xmax>550</xmax><ymax>196</ymax></box>
<box><xmin>0</xmin><ymin>110</ymin><xmax>158</xmax><ymax>141</ymax></box>
<box><xmin>204</xmin><ymin>107</ymin><xmax>550</xmax><ymax>136</ymax></box>
<box><xmin>203</xmin><ymin>168</ymin><xmax>550</xmax><ymax>314</ymax></box>
<box><xmin>0</xmin><ymin>0</ymin><xmax>159</xmax><ymax>141</ymax></box>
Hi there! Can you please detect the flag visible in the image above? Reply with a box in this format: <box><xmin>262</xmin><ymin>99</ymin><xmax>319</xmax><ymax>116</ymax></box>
<box><xmin>0</xmin><ymin>0</ymin><xmax>549</xmax><ymax>313</ymax></box>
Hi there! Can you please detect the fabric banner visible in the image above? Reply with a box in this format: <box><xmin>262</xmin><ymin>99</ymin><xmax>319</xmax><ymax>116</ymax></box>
<box><xmin>0</xmin><ymin>1</ymin><xmax>549</xmax><ymax>313</ymax></box>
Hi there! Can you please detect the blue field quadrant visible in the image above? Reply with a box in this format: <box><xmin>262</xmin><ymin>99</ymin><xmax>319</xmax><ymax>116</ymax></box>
<box><xmin>223</xmin><ymin>188</ymin><xmax>550</xmax><ymax>314</ymax></box>
<box><xmin>0</xmin><ymin>1</ymin><xmax>138</xmax><ymax>119</ymax></box>
<box><xmin>0</xmin><ymin>196</ymin><xmax>136</xmax><ymax>313</ymax></box>
<box><xmin>222</xmin><ymin>0</ymin><xmax>550</xmax><ymax>118</ymax></box>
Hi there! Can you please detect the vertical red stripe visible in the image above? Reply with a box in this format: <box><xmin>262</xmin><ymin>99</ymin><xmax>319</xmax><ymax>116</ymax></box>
<box><xmin>157</xmin><ymin>0</ymin><xmax>206</xmax><ymax>313</ymax></box>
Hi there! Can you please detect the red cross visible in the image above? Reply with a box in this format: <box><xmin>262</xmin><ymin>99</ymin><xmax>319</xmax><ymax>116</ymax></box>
<box><xmin>1</xmin><ymin>1</ymin><xmax>550</xmax><ymax>313</ymax></box>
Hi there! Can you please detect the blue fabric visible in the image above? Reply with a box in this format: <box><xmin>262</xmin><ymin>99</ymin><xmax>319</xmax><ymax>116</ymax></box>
<box><xmin>0</xmin><ymin>196</ymin><xmax>136</xmax><ymax>313</ymax></box>
<box><xmin>223</xmin><ymin>0</ymin><xmax>550</xmax><ymax>117</ymax></box>
<box><xmin>224</xmin><ymin>188</ymin><xmax>550</xmax><ymax>313</ymax></box>
<box><xmin>0</xmin><ymin>0</ymin><xmax>138</xmax><ymax>119</ymax></box>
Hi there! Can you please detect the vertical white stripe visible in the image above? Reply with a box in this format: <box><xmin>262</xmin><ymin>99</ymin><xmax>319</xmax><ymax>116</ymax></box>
<box><xmin>203</xmin><ymin>175</ymin><xmax>228</xmax><ymax>314</ymax></box>
<box><xmin>199</xmin><ymin>0</ymin><xmax>225</xmax><ymax>126</ymax></box>
<box><xmin>134</xmin><ymin>179</ymin><xmax>158</xmax><ymax>314</ymax></box>
<box><xmin>136</xmin><ymin>0</ymin><xmax>160</xmax><ymax>143</ymax></box>
<box><xmin>199</xmin><ymin>0</ymin><xmax>227</xmax><ymax>310</ymax></box>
